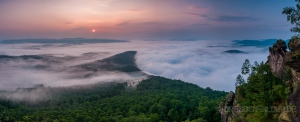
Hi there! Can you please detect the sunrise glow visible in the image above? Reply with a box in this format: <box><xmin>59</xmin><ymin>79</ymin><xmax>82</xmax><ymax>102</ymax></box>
<box><xmin>0</xmin><ymin>0</ymin><xmax>294</xmax><ymax>40</ymax></box>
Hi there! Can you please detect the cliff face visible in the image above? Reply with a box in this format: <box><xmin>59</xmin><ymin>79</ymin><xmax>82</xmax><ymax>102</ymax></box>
<box><xmin>286</xmin><ymin>38</ymin><xmax>300</xmax><ymax>122</ymax></box>
<box><xmin>266</xmin><ymin>40</ymin><xmax>287</xmax><ymax>79</ymax></box>
<box><xmin>219</xmin><ymin>89</ymin><xmax>246</xmax><ymax>122</ymax></box>
<box><xmin>219</xmin><ymin>91</ymin><xmax>235</xmax><ymax>122</ymax></box>
<box><xmin>220</xmin><ymin>39</ymin><xmax>300</xmax><ymax>122</ymax></box>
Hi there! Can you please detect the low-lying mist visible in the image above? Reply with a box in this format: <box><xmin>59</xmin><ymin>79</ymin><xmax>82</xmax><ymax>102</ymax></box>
<box><xmin>0</xmin><ymin>49</ymin><xmax>148</xmax><ymax>101</ymax></box>
<box><xmin>135</xmin><ymin>41</ymin><xmax>268</xmax><ymax>91</ymax></box>
<box><xmin>0</xmin><ymin>39</ymin><xmax>270</xmax><ymax>94</ymax></box>
<box><xmin>0</xmin><ymin>63</ymin><xmax>147</xmax><ymax>101</ymax></box>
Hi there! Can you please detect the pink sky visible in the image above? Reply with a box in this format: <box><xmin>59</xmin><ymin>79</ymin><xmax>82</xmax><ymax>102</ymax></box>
<box><xmin>0</xmin><ymin>0</ymin><xmax>295</xmax><ymax>40</ymax></box>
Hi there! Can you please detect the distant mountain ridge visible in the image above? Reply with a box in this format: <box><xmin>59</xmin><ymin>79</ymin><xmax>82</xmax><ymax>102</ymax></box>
<box><xmin>0</xmin><ymin>38</ymin><xmax>128</xmax><ymax>44</ymax></box>
<box><xmin>232</xmin><ymin>39</ymin><xmax>289</xmax><ymax>47</ymax></box>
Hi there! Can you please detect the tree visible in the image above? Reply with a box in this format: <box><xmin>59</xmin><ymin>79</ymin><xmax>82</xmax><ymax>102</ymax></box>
<box><xmin>282</xmin><ymin>0</ymin><xmax>300</xmax><ymax>35</ymax></box>
<box><xmin>236</xmin><ymin>61</ymin><xmax>289</xmax><ymax>121</ymax></box>
<box><xmin>241</xmin><ymin>59</ymin><xmax>250</xmax><ymax>75</ymax></box>
<box><xmin>235</xmin><ymin>74</ymin><xmax>245</xmax><ymax>87</ymax></box>
<box><xmin>251</xmin><ymin>61</ymin><xmax>259</xmax><ymax>74</ymax></box>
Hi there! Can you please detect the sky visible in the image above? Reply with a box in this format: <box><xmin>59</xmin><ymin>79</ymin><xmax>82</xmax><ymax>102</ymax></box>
<box><xmin>0</xmin><ymin>0</ymin><xmax>296</xmax><ymax>40</ymax></box>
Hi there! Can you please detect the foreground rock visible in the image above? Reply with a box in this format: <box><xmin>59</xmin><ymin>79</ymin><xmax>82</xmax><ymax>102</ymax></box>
<box><xmin>220</xmin><ymin>39</ymin><xmax>300</xmax><ymax>122</ymax></box>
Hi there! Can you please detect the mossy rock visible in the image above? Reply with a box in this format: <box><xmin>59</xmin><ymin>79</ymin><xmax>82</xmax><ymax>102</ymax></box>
<box><xmin>292</xmin><ymin>50</ymin><xmax>300</xmax><ymax>59</ymax></box>
<box><xmin>284</xmin><ymin>52</ymin><xmax>293</xmax><ymax>62</ymax></box>
<box><xmin>288</xmin><ymin>38</ymin><xmax>300</xmax><ymax>59</ymax></box>
<box><xmin>288</xmin><ymin>38</ymin><xmax>300</xmax><ymax>52</ymax></box>
<box><xmin>278</xmin><ymin>111</ymin><xmax>291</xmax><ymax>122</ymax></box>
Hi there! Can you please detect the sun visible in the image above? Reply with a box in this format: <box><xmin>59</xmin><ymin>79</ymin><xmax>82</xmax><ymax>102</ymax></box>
<box><xmin>92</xmin><ymin>29</ymin><xmax>96</xmax><ymax>33</ymax></box>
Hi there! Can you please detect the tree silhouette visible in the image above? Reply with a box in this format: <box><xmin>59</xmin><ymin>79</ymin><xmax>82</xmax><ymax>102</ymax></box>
<box><xmin>235</xmin><ymin>74</ymin><xmax>245</xmax><ymax>87</ymax></box>
<box><xmin>241</xmin><ymin>59</ymin><xmax>250</xmax><ymax>75</ymax></box>
<box><xmin>282</xmin><ymin>0</ymin><xmax>300</xmax><ymax>35</ymax></box>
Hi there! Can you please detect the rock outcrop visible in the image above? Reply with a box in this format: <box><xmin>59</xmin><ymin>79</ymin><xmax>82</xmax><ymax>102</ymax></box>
<box><xmin>286</xmin><ymin>38</ymin><xmax>300</xmax><ymax>122</ymax></box>
<box><xmin>267</xmin><ymin>39</ymin><xmax>287</xmax><ymax>79</ymax></box>
<box><xmin>286</xmin><ymin>38</ymin><xmax>300</xmax><ymax>72</ymax></box>
<box><xmin>220</xmin><ymin>39</ymin><xmax>300</xmax><ymax>122</ymax></box>
<box><xmin>220</xmin><ymin>91</ymin><xmax>235</xmax><ymax>122</ymax></box>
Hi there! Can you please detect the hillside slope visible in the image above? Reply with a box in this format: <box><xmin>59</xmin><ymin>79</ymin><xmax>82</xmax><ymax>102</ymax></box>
<box><xmin>0</xmin><ymin>76</ymin><xmax>227</xmax><ymax>122</ymax></box>
<box><xmin>69</xmin><ymin>51</ymin><xmax>141</xmax><ymax>73</ymax></box>
<box><xmin>66</xmin><ymin>51</ymin><xmax>144</xmax><ymax>78</ymax></box>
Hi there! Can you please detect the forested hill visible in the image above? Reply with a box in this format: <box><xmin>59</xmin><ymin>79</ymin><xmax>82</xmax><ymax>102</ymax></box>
<box><xmin>72</xmin><ymin>51</ymin><xmax>141</xmax><ymax>72</ymax></box>
<box><xmin>0</xmin><ymin>76</ymin><xmax>227</xmax><ymax>122</ymax></box>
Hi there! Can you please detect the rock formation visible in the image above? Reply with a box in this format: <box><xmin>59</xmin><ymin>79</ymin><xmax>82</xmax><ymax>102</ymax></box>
<box><xmin>286</xmin><ymin>38</ymin><xmax>300</xmax><ymax>122</ymax></box>
<box><xmin>267</xmin><ymin>39</ymin><xmax>287</xmax><ymax>79</ymax></box>
<box><xmin>219</xmin><ymin>91</ymin><xmax>235</xmax><ymax>122</ymax></box>
<box><xmin>220</xmin><ymin>39</ymin><xmax>300</xmax><ymax>122</ymax></box>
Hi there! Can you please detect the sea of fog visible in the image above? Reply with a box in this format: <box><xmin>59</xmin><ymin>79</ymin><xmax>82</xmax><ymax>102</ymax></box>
<box><xmin>0</xmin><ymin>40</ymin><xmax>268</xmax><ymax>91</ymax></box>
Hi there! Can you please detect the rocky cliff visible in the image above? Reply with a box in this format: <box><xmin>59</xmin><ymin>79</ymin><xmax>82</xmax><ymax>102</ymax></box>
<box><xmin>267</xmin><ymin>39</ymin><xmax>287</xmax><ymax>79</ymax></box>
<box><xmin>220</xmin><ymin>39</ymin><xmax>300</xmax><ymax>122</ymax></box>
<box><xmin>286</xmin><ymin>38</ymin><xmax>300</xmax><ymax>122</ymax></box>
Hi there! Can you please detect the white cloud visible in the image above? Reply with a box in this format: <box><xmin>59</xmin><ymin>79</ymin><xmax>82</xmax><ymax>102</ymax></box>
<box><xmin>136</xmin><ymin>41</ymin><xmax>268</xmax><ymax>91</ymax></box>
<box><xmin>0</xmin><ymin>40</ymin><xmax>269</xmax><ymax>92</ymax></box>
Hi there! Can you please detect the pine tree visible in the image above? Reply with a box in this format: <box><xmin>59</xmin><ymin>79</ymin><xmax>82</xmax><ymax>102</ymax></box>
<box><xmin>241</xmin><ymin>59</ymin><xmax>251</xmax><ymax>75</ymax></box>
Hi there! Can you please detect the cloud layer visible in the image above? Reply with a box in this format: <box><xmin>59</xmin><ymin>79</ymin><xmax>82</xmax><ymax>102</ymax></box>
<box><xmin>0</xmin><ymin>40</ymin><xmax>270</xmax><ymax>92</ymax></box>
<box><xmin>136</xmin><ymin>41</ymin><xmax>268</xmax><ymax>91</ymax></box>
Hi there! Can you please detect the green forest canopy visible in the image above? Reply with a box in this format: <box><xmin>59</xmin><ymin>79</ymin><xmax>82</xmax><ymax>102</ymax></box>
<box><xmin>0</xmin><ymin>76</ymin><xmax>227</xmax><ymax>122</ymax></box>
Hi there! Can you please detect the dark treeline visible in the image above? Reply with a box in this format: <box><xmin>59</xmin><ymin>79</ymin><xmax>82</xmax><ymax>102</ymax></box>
<box><xmin>0</xmin><ymin>76</ymin><xmax>227</xmax><ymax>122</ymax></box>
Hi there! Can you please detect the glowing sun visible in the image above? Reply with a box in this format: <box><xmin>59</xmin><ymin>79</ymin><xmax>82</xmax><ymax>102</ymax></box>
<box><xmin>92</xmin><ymin>29</ymin><xmax>96</xmax><ymax>32</ymax></box>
